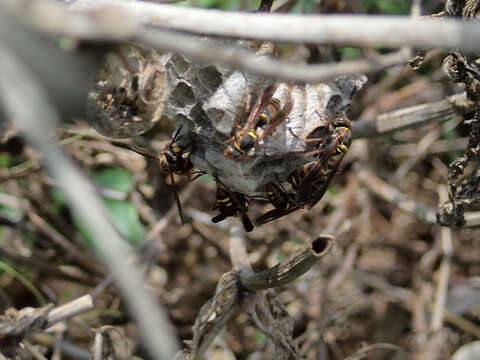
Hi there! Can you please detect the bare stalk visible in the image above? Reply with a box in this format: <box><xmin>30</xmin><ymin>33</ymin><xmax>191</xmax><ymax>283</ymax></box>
<box><xmin>353</xmin><ymin>93</ymin><xmax>475</xmax><ymax>139</ymax></box>
<box><xmin>70</xmin><ymin>0</ymin><xmax>480</xmax><ymax>52</ymax></box>
<box><xmin>355</xmin><ymin>165</ymin><xmax>438</xmax><ymax>224</ymax></box>
<box><xmin>240</xmin><ymin>236</ymin><xmax>333</xmax><ymax>291</ymax></box>
<box><xmin>430</xmin><ymin>186</ymin><xmax>452</xmax><ymax>331</ymax></box>
<box><xmin>0</xmin><ymin>41</ymin><xmax>179</xmax><ymax>360</ymax></box>
<box><xmin>46</xmin><ymin>295</ymin><xmax>94</xmax><ymax>328</ymax></box>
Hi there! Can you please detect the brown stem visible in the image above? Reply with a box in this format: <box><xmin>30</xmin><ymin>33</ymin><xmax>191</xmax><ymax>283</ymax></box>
<box><xmin>239</xmin><ymin>236</ymin><xmax>333</xmax><ymax>291</ymax></box>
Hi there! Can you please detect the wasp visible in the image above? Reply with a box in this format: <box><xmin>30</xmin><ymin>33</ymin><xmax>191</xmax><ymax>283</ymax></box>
<box><xmin>157</xmin><ymin>126</ymin><xmax>194</xmax><ymax>176</ymax></box>
<box><xmin>127</xmin><ymin>126</ymin><xmax>196</xmax><ymax>224</ymax></box>
<box><xmin>211</xmin><ymin>182</ymin><xmax>254</xmax><ymax>232</ymax></box>
<box><xmin>224</xmin><ymin>84</ymin><xmax>294</xmax><ymax>161</ymax></box>
<box><xmin>289</xmin><ymin>113</ymin><xmax>352</xmax><ymax>210</ymax></box>
<box><xmin>255</xmin><ymin>182</ymin><xmax>300</xmax><ymax>225</ymax></box>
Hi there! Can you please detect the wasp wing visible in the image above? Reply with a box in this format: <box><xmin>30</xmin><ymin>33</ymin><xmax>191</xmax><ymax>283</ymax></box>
<box><xmin>255</xmin><ymin>205</ymin><xmax>300</xmax><ymax>225</ymax></box>
<box><xmin>257</xmin><ymin>91</ymin><xmax>294</xmax><ymax>141</ymax></box>
<box><xmin>242</xmin><ymin>84</ymin><xmax>278</xmax><ymax>131</ymax></box>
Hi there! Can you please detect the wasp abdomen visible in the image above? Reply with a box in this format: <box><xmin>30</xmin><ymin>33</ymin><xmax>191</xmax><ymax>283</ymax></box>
<box><xmin>255</xmin><ymin>98</ymin><xmax>282</xmax><ymax>128</ymax></box>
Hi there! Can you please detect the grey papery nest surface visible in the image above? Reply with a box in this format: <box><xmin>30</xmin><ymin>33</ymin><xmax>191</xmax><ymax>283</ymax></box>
<box><xmin>87</xmin><ymin>41</ymin><xmax>366</xmax><ymax>198</ymax></box>
<box><xmin>159</xmin><ymin>42</ymin><xmax>367</xmax><ymax>197</ymax></box>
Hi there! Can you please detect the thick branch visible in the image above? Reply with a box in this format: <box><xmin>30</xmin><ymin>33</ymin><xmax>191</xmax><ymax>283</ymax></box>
<box><xmin>70</xmin><ymin>0</ymin><xmax>480</xmax><ymax>52</ymax></box>
<box><xmin>2</xmin><ymin>0</ymin><xmax>411</xmax><ymax>83</ymax></box>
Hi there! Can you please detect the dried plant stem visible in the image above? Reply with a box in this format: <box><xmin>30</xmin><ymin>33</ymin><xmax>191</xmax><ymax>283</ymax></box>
<box><xmin>30</xmin><ymin>334</ymin><xmax>91</xmax><ymax>360</ymax></box>
<box><xmin>93</xmin><ymin>331</ymin><xmax>103</xmax><ymax>360</ymax></box>
<box><xmin>22</xmin><ymin>340</ymin><xmax>49</xmax><ymax>360</ymax></box>
<box><xmin>240</xmin><ymin>236</ymin><xmax>333</xmax><ymax>291</ymax></box>
<box><xmin>430</xmin><ymin>187</ymin><xmax>452</xmax><ymax>331</ymax></box>
<box><xmin>71</xmin><ymin>0</ymin><xmax>480</xmax><ymax>52</ymax></box>
<box><xmin>353</xmin><ymin>93</ymin><xmax>474</xmax><ymax>139</ymax></box>
<box><xmin>0</xmin><ymin>1</ymin><xmax>417</xmax><ymax>83</ymax></box>
<box><xmin>357</xmin><ymin>164</ymin><xmax>480</xmax><ymax>227</ymax></box>
<box><xmin>353</xmin><ymin>268</ymin><xmax>480</xmax><ymax>340</ymax></box>
<box><xmin>327</xmin><ymin>242</ymin><xmax>358</xmax><ymax>293</ymax></box>
<box><xmin>117</xmin><ymin>26</ymin><xmax>412</xmax><ymax>83</ymax></box>
<box><xmin>229</xmin><ymin>224</ymin><xmax>252</xmax><ymax>270</ymax></box>
<box><xmin>0</xmin><ymin>247</ymin><xmax>97</xmax><ymax>285</ymax></box>
<box><xmin>355</xmin><ymin>165</ymin><xmax>438</xmax><ymax>224</ymax></box>
<box><xmin>46</xmin><ymin>295</ymin><xmax>94</xmax><ymax>328</ymax></box>
<box><xmin>0</xmin><ymin>41</ymin><xmax>178</xmax><ymax>360</ymax></box>
<box><xmin>24</xmin><ymin>205</ymin><xmax>104</xmax><ymax>275</ymax></box>
<box><xmin>352</xmin><ymin>268</ymin><xmax>413</xmax><ymax>302</ymax></box>
<box><xmin>390</xmin><ymin>117</ymin><xmax>462</xmax><ymax>183</ymax></box>
<box><xmin>391</xmin><ymin>137</ymin><xmax>468</xmax><ymax>157</ymax></box>
<box><xmin>187</xmin><ymin>271</ymin><xmax>241</xmax><ymax>360</ymax></box>
<box><xmin>442</xmin><ymin>308</ymin><xmax>480</xmax><ymax>338</ymax></box>
<box><xmin>464</xmin><ymin>212</ymin><xmax>480</xmax><ymax>227</ymax></box>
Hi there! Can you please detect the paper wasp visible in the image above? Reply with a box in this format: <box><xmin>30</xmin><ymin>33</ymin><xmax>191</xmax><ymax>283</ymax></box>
<box><xmin>224</xmin><ymin>84</ymin><xmax>294</xmax><ymax>161</ymax></box>
<box><xmin>127</xmin><ymin>126</ymin><xmax>195</xmax><ymax>224</ymax></box>
<box><xmin>289</xmin><ymin>114</ymin><xmax>352</xmax><ymax>210</ymax></box>
<box><xmin>211</xmin><ymin>181</ymin><xmax>254</xmax><ymax>232</ymax></box>
<box><xmin>158</xmin><ymin>126</ymin><xmax>194</xmax><ymax>176</ymax></box>
<box><xmin>255</xmin><ymin>182</ymin><xmax>300</xmax><ymax>225</ymax></box>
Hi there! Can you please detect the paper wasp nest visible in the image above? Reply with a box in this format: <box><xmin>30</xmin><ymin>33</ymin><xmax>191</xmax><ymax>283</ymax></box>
<box><xmin>87</xmin><ymin>41</ymin><xmax>366</xmax><ymax>198</ymax></box>
<box><xmin>158</xmin><ymin>42</ymin><xmax>367</xmax><ymax>196</ymax></box>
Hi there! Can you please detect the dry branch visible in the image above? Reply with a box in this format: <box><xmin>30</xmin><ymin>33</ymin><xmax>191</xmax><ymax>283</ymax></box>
<box><xmin>1</xmin><ymin>0</ymin><xmax>412</xmax><ymax>83</ymax></box>
<box><xmin>46</xmin><ymin>295</ymin><xmax>94</xmax><ymax>328</ymax></box>
<box><xmin>0</xmin><ymin>40</ymin><xmax>179</xmax><ymax>360</ymax></box>
<box><xmin>185</xmin><ymin>236</ymin><xmax>334</xmax><ymax>358</ymax></box>
<box><xmin>71</xmin><ymin>0</ymin><xmax>480</xmax><ymax>52</ymax></box>
<box><xmin>353</xmin><ymin>92</ymin><xmax>475</xmax><ymax>139</ymax></box>
<box><xmin>239</xmin><ymin>236</ymin><xmax>333</xmax><ymax>291</ymax></box>
<box><xmin>0</xmin><ymin>295</ymin><xmax>93</xmax><ymax>339</ymax></box>
<box><xmin>356</xmin><ymin>165</ymin><xmax>438</xmax><ymax>224</ymax></box>
<box><xmin>186</xmin><ymin>271</ymin><xmax>241</xmax><ymax>360</ymax></box>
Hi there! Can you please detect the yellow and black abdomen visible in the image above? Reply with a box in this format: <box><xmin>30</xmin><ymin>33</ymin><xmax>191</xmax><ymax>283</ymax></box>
<box><xmin>255</xmin><ymin>98</ymin><xmax>282</xmax><ymax>129</ymax></box>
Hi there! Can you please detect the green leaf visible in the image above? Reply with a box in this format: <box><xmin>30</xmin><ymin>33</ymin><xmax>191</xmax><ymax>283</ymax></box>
<box><xmin>0</xmin><ymin>260</ymin><xmax>46</xmax><ymax>305</ymax></box>
<box><xmin>49</xmin><ymin>188</ymin><xmax>67</xmax><ymax>214</ymax></box>
<box><xmin>362</xmin><ymin>0</ymin><xmax>410</xmax><ymax>14</ymax></box>
<box><xmin>103</xmin><ymin>199</ymin><xmax>145</xmax><ymax>245</ymax></box>
<box><xmin>75</xmin><ymin>199</ymin><xmax>145</xmax><ymax>247</ymax></box>
<box><xmin>93</xmin><ymin>167</ymin><xmax>134</xmax><ymax>194</ymax></box>
<box><xmin>340</xmin><ymin>47</ymin><xmax>362</xmax><ymax>60</ymax></box>
<box><xmin>254</xmin><ymin>330</ymin><xmax>267</xmax><ymax>346</ymax></box>
<box><xmin>0</xmin><ymin>154</ymin><xmax>11</xmax><ymax>168</ymax></box>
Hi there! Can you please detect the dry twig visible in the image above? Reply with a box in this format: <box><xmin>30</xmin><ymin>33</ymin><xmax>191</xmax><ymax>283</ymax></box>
<box><xmin>353</xmin><ymin>92</ymin><xmax>474</xmax><ymax>139</ymax></box>
<box><xmin>355</xmin><ymin>164</ymin><xmax>438</xmax><ymax>224</ymax></box>
<box><xmin>0</xmin><ymin>40</ymin><xmax>178</xmax><ymax>360</ymax></box>
<box><xmin>239</xmin><ymin>236</ymin><xmax>333</xmax><ymax>291</ymax></box>
<box><xmin>70</xmin><ymin>0</ymin><xmax>480</xmax><ymax>52</ymax></box>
